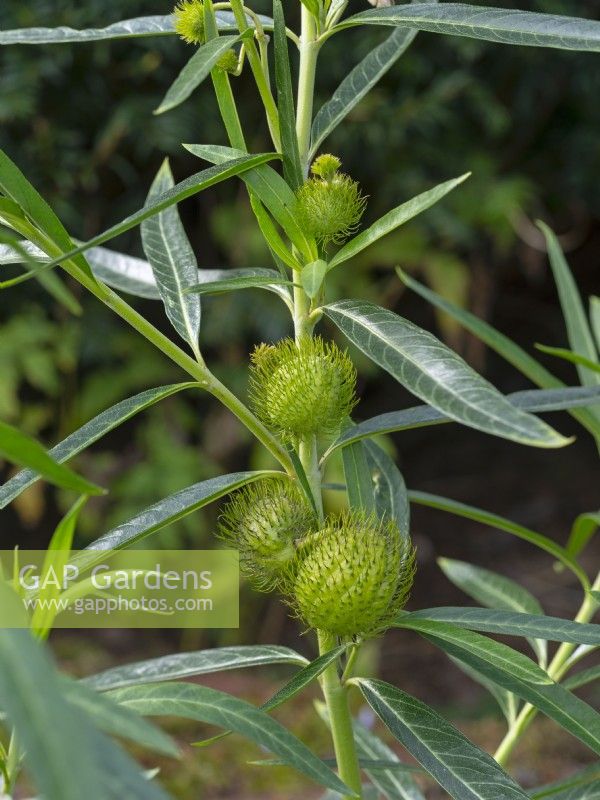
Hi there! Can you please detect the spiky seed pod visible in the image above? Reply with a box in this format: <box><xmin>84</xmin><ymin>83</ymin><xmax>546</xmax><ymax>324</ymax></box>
<box><xmin>216</xmin><ymin>49</ymin><xmax>239</xmax><ymax>74</ymax></box>
<box><xmin>249</xmin><ymin>337</ymin><xmax>357</xmax><ymax>440</ymax></box>
<box><xmin>218</xmin><ymin>479</ymin><xmax>315</xmax><ymax>590</ymax></box>
<box><xmin>291</xmin><ymin>511</ymin><xmax>416</xmax><ymax>637</ymax></box>
<box><xmin>174</xmin><ymin>0</ymin><xmax>206</xmax><ymax>45</ymax></box>
<box><xmin>296</xmin><ymin>155</ymin><xmax>367</xmax><ymax>247</ymax></box>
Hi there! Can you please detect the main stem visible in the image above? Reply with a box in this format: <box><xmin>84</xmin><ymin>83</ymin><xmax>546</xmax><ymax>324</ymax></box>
<box><xmin>494</xmin><ymin>570</ymin><xmax>600</xmax><ymax>766</ymax></box>
<box><xmin>294</xmin><ymin>12</ymin><xmax>361</xmax><ymax>797</ymax></box>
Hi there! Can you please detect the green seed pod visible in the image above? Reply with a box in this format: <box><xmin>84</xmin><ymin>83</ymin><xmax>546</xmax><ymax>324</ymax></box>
<box><xmin>249</xmin><ymin>337</ymin><xmax>357</xmax><ymax>440</ymax></box>
<box><xmin>173</xmin><ymin>0</ymin><xmax>206</xmax><ymax>45</ymax></box>
<box><xmin>216</xmin><ymin>49</ymin><xmax>239</xmax><ymax>74</ymax></box>
<box><xmin>292</xmin><ymin>511</ymin><xmax>416</xmax><ymax>637</ymax></box>
<box><xmin>218</xmin><ymin>479</ymin><xmax>314</xmax><ymax>590</ymax></box>
<box><xmin>296</xmin><ymin>155</ymin><xmax>367</xmax><ymax>247</ymax></box>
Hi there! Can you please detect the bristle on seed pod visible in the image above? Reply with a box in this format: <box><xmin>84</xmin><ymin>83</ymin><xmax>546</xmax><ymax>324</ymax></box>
<box><xmin>249</xmin><ymin>336</ymin><xmax>357</xmax><ymax>441</ymax></box>
<box><xmin>218</xmin><ymin>479</ymin><xmax>315</xmax><ymax>590</ymax></box>
<box><xmin>296</xmin><ymin>155</ymin><xmax>367</xmax><ymax>247</ymax></box>
<box><xmin>174</xmin><ymin>0</ymin><xmax>206</xmax><ymax>44</ymax></box>
<box><xmin>291</xmin><ymin>511</ymin><xmax>416</xmax><ymax>637</ymax></box>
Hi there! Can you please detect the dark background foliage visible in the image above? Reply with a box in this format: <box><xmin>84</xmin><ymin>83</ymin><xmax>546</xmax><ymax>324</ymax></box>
<box><xmin>0</xmin><ymin>1</ymin><xmax>599</xmax><ymax>794</ymax></box>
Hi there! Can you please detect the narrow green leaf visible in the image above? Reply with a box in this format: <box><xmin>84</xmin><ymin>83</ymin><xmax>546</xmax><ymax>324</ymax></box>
<box><xmin>342</xmin><ymin>439</ymin><xmax>375</xmax><ymax>513</ymax></box>
<box><xmin>566</xmin><ymin>511</ymin><xmax>600</xmax><ymax>559</ymax></box>
<box><xmin>405</xmin><ymin>607</ymin><xmax>600</xmax><ymax>646</ymax></box>
<box><xmin>184</xmin><ymin>143</ymin><xmax>317</xmax><ymax>260</ymax></box>
<box><xmin>107</xmin><ymin>682</ymin><xmax>355</xmax><ymax>796</ymax></box>
<box><xmin>563</xmin><ymin>666</ymin><xmax>600</xmax><ymax>692</ymax></box>
<box><xmin>538</xmin><ymin>221</ymin><xmax>600</xmax><ymax>389</ymax></box>
<box><xmin>356</xmin><ymin>678</ymin><xmax>530</xmax><ymax>800</ymax></box>
<box><xmin>31</xmin><ymin>496</ymin><xmax>87</xmax><ymax>636</ymax></box>
<box><xmin>329</xmin><ymin>174</ymin><xmax>469</xmax><ymax>269</ymax></box>
<box><xmin>437</xmin><ymin>557</ymin><xmax>546</xmax><ymax>664</ymax></box>
<box><xmin>412</xmin><ymin>626</ymin><xmax>600</xmax><ymax>757</ymax></box>
<box><xmin>141</xmin><ymin>159</ymin><xmax>201</xmax><ymax>354</ymax></box>
<box><xmin>64</xmin><ymin>678</ymin><xmax>179</xmax><ymax>758</ymax></box>
<box><xmin>398</xmin><ymin>268</ymin><xmax>600</xmax><ymax>442</ymax></box>
<box><xmin>0</xmin><ymin>12</ymin><xmax>272</xmax><ymax>45</ymax></box>
<box><xmin>531</xmin><ymin>763</ymin><xmax>600</xmax><ymax>799</ymax></box>
<box><xmin>324</xmin><ymin>300</ymin><xmax>571</xmax><ymax>448</ymax></box>
<box><xmin>364</xmin><ymin>440</ymin><xmax>410</xmax><ymax>538</ymax></box>
<box><xmin>41</xmin><ymin>154</ymin><xmax>277</xmax><ymax>271</ymax></box>
<box><xmin>73</xmin><ymin>470</ymin><xmax>283</xmax><ymax>569</ymax></box>
<box><xmin>274</xmin><ymin>0</ymin><xmax>303</xmax><ymax>190</ymax></box>
<box><xmin>341</xmin><ymin>4</ymin><xmax>600</xmax><ymax>52</ymax></box>
<box><xmin>311</xmin><ymin>27</ymin><xmax>417</xmax><ymax>158</ymax></box>
<box><xmin>536</xmin><ymin>344</ymin><xmax>600</xmax><ymax>375</ymax></box>
<box><xmin>352</xmin><ymin>718</ymin><xmax>427</xmax><ymax>800</ymax></box>
<box><xmin>0</xmin><ymin>383</ymin><xmax>197</xmax><ymax>509</ymax></box>
<box><xmin>301</xmin><ymin>259</ymin><xmax>328</xmax><ymax>299</ymax></box>
<box><xmin>85</xmin><ymin>645</ymin><xmax>307</xmax><ymax>691</ymax></box>
<box><xmin>249</xmin><ymin>193</ymin><xmax>301</xmax><ymax>269</ymax></box>
<box><xmin>324</xmin><ymin>386</ymin><xmax>600</xmax><ymax>460</ymax></box>
<box><xmin>408</xmin><ymin>490</ymin><xmax>589</xmax><ymax>590</ymax></box>
<box><xmin>185</xmin><ymin>271</ymin><xmax>292</xmax><ymax>298</ymax></box>
<box><xmin>0</xmin><ymin>149</ymin><xmax>94</xmax><ymax>280</ymax></box>
<box><xmin>448</xmin><ymin>656</ymin><xmax>518</xmax><ymax>724</ymax></box>
<box><xmin>0</xmin><ymin>420</ymin><xmax>103</xmax><ymax>497</ymax></box>
<box><xmin>591</xmin><ymin>296</ymin><xmax>600</xmax><ymax>351</ymax></box>
<box><xmin>156</xmin><ymin>36</ymin><xmax>241</xmax><ymax>114</ymax></box>
<box><xmin>394</xmin><ymin>617</ymin><xmax>552</xmax><ymax>685</ymax></box>
<box><xmin>0</xmin><ymin>629</ymin><xmax>172</xmax><ymax>800</ymax></box>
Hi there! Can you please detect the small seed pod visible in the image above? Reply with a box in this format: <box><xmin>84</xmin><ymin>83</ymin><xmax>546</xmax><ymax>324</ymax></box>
<box><xmin>249</xmin><ymin>337</ymin><xmax>357</xmax><ymax>440</ymax></box>
<box><xmin>216</xmin><ymin>49</ymin><xmax>239</xmax><ymax>75</ymax></box>
<box><xmin>296</xmin><ymin>154</ymin><xmax>367</xmax><ymax>247</ymax></box>
<box><xmin>173</xmin><ymin>0</ymin><xmax>206</xmax><ymax>45</ymax></box>
<box><xmin>218</xmin><ymin>479</ymin><xmax>314</xmax><ymax>590</ymax></box>
<box><xmin>292</xmin><ymin>511</ymin><xmax>416</xmax><ymax>637</ymax></box>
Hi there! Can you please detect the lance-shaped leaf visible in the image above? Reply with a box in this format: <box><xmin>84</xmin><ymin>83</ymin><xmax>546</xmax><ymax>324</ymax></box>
<box><xmin>343</xmin><ymin>439</ymin><xmax>376</xmax><ymax>514</ymax></box>
<box><xmin>341</xmin><ymin>4</ymin><xmax>600</xmax><ymax>52</ymax></box>
<box><xmin>398</xmin><ymin>267</ymin><xmax>600</xmax><ymax>442</ymax></box>
<box><xmin>531</xmin><ymin>764</ymin><xmax>600</xmax><ymax>799</ymax></box>
<box><xmin>85</xmin><ymin>645</ymin><xmax>308</xmax><ymax>692</ymax></box>
<box><xmin>329</xmin><ymin>174</ymin><xmax>469</xmax><ymax>269</ymax></box>
<box><xmin>0</xmin><ymin>12</ymin><xmax>272</xmax><ymax>45</ymax></box>
<box><xmin>566</xmin><ymin>511</ymin><xmax>600</xmax><ymax>559</ymax></box>
<box><xmin>184</xmin><ymin>143</ymin><xmax>317</xmax><ymax>260</ymax></box>
<box><xmin>539</xmin><ymin>222</ymin><xmax>600</xmax><ymax>389</ymax></box>
<box><xmin>156</xmin><ymin>35</ymin><xmax>241</xmax><ymax>114</ymax></box>
<box><xmin>0</xmin><ymin>149</ymin><xmax>94</xmax><ymax>280</ymax></box>
<box><xmin>438</xmin><ymin>557</ymin><xmax>546</xmax><ymax>664</ymax></box>
<box><xmin>356</xmin><ymin>678</ymin><xmax>530</xmax><ymax>800</ymax></box>
<box><xmin>592</xmin><ymin>296</ymin><xmax>600</xmax><ymax>351</ymax></box>
<box><xmin>73</xmin><ymin>470</ymin><xmax>283</xmax><ymax>570</ymax></box>
<box><xmin>564</xmin><ymin>666</ymin><xmax>600</xmax><ymax>692</ymax></box>
<box><xmin>323</xmin><ymin>300</ymin><xmax>570</xmax><ymax>448</ymax></box>
<box><xmin>0</xmin><ymin>383</ymin><xmax>197</xmax><ymax>509</ymax></box>
<box><xmin>185</xmin><ymin>270</ymin><xmax>292</xmax><ymax>300</ymax></box>
<box><xmin>408</xmin><ymin>623</ymin><xmax>600</xmax><ymax>756</ymax></box>
<box><xmin>141</xmin><ymin>159</ymin><xmax>201</xmax><ymax>354</ymax></box>
<box><xmin>403</xmin><ymin>608</ymin><xmax>600</xmax><ymax>647</ymax></box>
<box><xmin>39</xmin><ymin>153</ymin><xmax>277</xmax><ymax>271</ymax></box>
<box><xmin>274</xmin><ymin>0</ymin><xmax>303</xmax><ymax>189</ymax></box>
<box><xmin>323</xmin><ymin>386</ymin><xmax>600</xmax><ymax>460</ymax></box>
<box><xmin>0</xmin><ymin>420</ymin><xmax>103</xmax><ymax>497</ymax></box>
<box><xmin>311</xmin><ymin>27</ymin><xmax>417</xmax><ymax>158</ymax></box>
<box><xmin>107</xmin><ymin>682</ymin><xmax>354</xmax><ymax>796</ymax></box>
<box><xmin>365</xmin><ymin>440</ymin><xmax>410</xmax><ymax>538</ymax></box>
<box><xmin>408</xmin><ymin>490</ymin><xmax>589</xmax><ymax>590</ymax></box>
<box><xmin>394</xmin><ymin>617</ymin><xmax>552</xmax><ymax>685</ymax></box>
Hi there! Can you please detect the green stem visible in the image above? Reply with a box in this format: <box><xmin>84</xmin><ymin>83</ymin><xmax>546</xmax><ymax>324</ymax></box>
<box><xmin>228</xmin><ymin>0</ymin><xmax>281</xmax><ymax>150</ymax></box>
<box><xmin>494</xmin><ymin>570</ymin><xmax>600</xmax><ymax>767</ymax></box>
<box><xmin>296</xmin><ymin>6</ymin><xmax>320</xmax><ymax>171</ymax></box>
<box><xmin>318</xmin><ymin>630</ymin><xmax>363</xmax><ymax>799</ymax></box>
